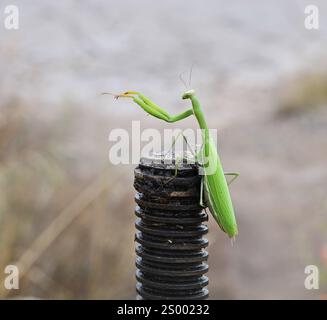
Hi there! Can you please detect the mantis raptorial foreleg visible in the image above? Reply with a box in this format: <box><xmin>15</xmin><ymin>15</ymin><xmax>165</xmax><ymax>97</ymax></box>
<box><xmin>110</xmin><ymin>91</ymin><xmax>194</xmax><ymax>123</ymax></box>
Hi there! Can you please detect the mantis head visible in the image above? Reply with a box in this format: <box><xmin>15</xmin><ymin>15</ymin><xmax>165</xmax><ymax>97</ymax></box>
<box><xmin>182</xmin><ymin>89</ymin><xmax>195</xmax><ymax>100</ymax></box>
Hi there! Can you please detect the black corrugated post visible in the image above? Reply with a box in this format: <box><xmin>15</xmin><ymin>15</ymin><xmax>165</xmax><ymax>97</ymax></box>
<box><xmin>134</xmin><ymin>153</ymin><xmax>209</xmax><ymax>300</ymax></box>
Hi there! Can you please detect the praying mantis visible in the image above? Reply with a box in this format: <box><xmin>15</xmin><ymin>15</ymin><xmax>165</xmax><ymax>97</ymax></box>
<box><xmin>105</xmin><ymin>89</ymin><xmax>239</xmax><ymax>239</ymax></box>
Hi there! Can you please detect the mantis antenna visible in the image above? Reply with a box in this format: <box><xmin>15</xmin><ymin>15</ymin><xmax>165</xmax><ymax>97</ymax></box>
<box><xmin>188</xmin><ymin>63</ymin><xmax>195</xmax><ymax>88</ymax></box>
<box><xmin>179</xmin><ymin>63</ymin><xmax>195</xmax><ymax>89</ymax></box>
<box><xmin>179</xmin><ymin>71</ymin><xmax>188</xmax><ymax>89</ymax></box>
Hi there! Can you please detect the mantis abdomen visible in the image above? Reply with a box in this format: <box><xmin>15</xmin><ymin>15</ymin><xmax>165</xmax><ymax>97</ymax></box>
<box><xmin>202</xmin><ymin>135</ymin><xmax>238</xmax><ymax>237</ymax></box>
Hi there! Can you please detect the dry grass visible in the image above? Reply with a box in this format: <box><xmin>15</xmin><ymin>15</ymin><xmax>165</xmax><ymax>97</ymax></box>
<box><xmin>0</xmin><ymin>101</ymin><xmax>135</xmax><ymax>299</ymax></box>
<box><xmin>277</xmin><ymin>72</ymin><xmax>327</xmax><ymax>117</ymax></box>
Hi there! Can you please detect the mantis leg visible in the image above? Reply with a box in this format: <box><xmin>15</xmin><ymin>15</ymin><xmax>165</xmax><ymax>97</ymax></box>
<box><xmin>199</xmin><ymin>175</ymin><xmax>206</xmax><ymax>208</ymax></box>
<box><xmin>170</xmin><ymin>135</ymin><xmax>206</xmax><ymax>208</ymax></box>
<box><xmin>196</xmin><ymin>143</ymin><xmax>239</xmax><ymax>185</ymax></box>
<box><xmin>164</xmin><ymin>133</ymin><xmax>198</xmax><ymax>184</ymax></box>
<box><xmin>163</xmin><ymin>154</ymin><xmax>184</xmax><ymax>185</ymax></box>
<box><xmin>113</xmin><ymin>91</ymin><xmax>193</xmax><ymax>123</ymax></box>
<box><xmin>224</xmin><ymin>172</ymin><xmax>240</xmax><ymax>185</ymax></box>
<box><xmin>164</xmin><ymin>130</ymin><xmax>183</xmax><ymax>159</ymax></box>
<box><xmin>165</xmin><ymin>130</ymin><xmax>197</xmax><ymax>160</ymax></box>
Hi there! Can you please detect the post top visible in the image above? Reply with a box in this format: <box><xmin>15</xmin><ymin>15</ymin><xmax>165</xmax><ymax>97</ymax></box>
<box><xmin>139</xmin><ymin>151</ymin><xmax>198</xmax><ymax>171</ymax></box>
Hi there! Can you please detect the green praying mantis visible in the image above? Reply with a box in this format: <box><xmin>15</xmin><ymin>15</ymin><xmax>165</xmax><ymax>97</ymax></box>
<box><xmin>105</xmin><ymin>88</ymin><xmax>239</xmax><ymax>239</ymax></box>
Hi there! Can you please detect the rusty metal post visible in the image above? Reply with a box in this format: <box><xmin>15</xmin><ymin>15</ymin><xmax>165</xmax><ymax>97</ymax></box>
<box><xmin>134</xmin><ymin>153</ymin><xmax>209</xmax><ymax>300</ymax></box>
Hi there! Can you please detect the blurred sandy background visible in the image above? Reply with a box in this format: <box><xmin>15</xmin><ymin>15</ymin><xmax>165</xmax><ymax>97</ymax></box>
<box><xmin>0</xmin><ymin>0</ymin><xmax>327</xmax><ymax>299</ymax></box>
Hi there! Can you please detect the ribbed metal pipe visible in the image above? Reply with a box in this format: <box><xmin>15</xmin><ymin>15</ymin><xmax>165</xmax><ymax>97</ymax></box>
<box><xmin>134</xmin><ymin>154</ymin><xmax>209</xmax><ymax>300</ymax></box>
